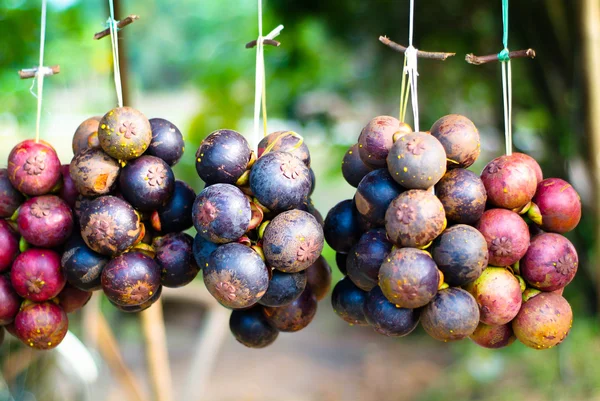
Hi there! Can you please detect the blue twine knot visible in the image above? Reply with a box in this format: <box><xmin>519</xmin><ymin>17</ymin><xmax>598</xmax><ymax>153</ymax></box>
<box><xmin>497</xmin><ymin>48</ymin><xmax>510</xmax><ymax>62</ymax></box>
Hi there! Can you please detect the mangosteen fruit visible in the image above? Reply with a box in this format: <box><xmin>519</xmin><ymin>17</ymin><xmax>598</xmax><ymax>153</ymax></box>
<box><xmin>8</xmin><ymin>139</ymin><xmax>61</xmax><ymax>196</ymax></box>
<box><xmin>363</xmin><ymin>286</ymin><xmax>420</xmax><ymax>337</ymax></box>
<box><xmin>98</xmin><ymin>107</ymin><xmax>152</xmax><ymax>161</ymax></box>
<box><xmin>230</xmin><ymin>306</ymin><xmax>279</xmax><ymax>348</ymax></box>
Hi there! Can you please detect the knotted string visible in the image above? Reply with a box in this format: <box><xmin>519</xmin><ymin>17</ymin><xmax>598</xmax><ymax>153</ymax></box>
<box><xmin>499</xmin><ymin>0</ymin><xmax>512</xmax><ymax>155</ymax></box>
<box><xmin>252</xmin><ymin>0</ymin><xmax>283</xmax><ymax>150</ymax></box>
<box><xmin>33</xmin><ymin>0</ymin><xmax>49</xmax><ymax>143</ymax></box>
<box><xmin>107</xmin><ymin>0</ymin><xmax>123</xmax><ymax>107</ymax></box>
<box><xmin>404</xmin><ymin>0</ymin><xmax>419</xmax><ymax>132</ymax></box>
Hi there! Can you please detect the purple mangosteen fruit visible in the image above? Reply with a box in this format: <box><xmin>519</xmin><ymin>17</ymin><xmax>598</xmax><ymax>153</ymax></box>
<box><xmin>341</xmin><ymin>144</ymin><xmax>373</xmax><ymax>187</ymax></box>
<box><xmin>192</xmin><ymin>184</ymin><xmax>251</xmax><ymax>244</ymax></box>
<box><xmin>0</xmin><ymin>168</ymin><xmax>25</xmax><ymax>218</ymax></box>
<box><xmin>230</xmin><ymin>306</ymin><xmax>279</xmax><ymax>348</ymax></box>
<box><xmin>430</xmin><ymin>114</ymin><xmax>480</xmax><ymax>168</ymax></box>
<box><xmin>331</xmin><ymin>276</ymin><xmax>368</xmax><ymax>326</ymax></box>
<box><xmin>346</xmin><ymin>228</ymin><xmax>392</xmax><ymax>291</ymax></box>
<box><xmin>98</xmin><ymin>107</ymin><xmax>152</xmax><ymax>161</ymax></box>
<box><xmin>305</xmin><ymin>255</ymin><xmax>332</xmax><ymax>301</ymax></box>
<box><xmin>14</xmin><ymin>301</ymin><xmax>68</xmax><ymax>350</ymax></box>
<box><xmin>477</xmin><ymin>208</ymin><xmax>530</xmax><ymax>267</ymax></box>
<box><xmin>69</xmin><ymin>148</ymin><xmax>120</xmax><ymax>197</ymax></box>
<box><xmin>154</xmin><ymin>232</ymin><xmax>199</xmax><ymax>288</ymax></box>
<box><xmin>154</xmin><ymin>180</ymin><xmax>196</xmax><ymax>233</ymax></box>
<box><xmin>11</xmin><ymin>249</ymin><xmax>65</xmax><ymax>302</ymax></box>
<box><xmin>147</xmin><ymin>118</ymin><xmax>184</xmax><ymax>166</ymax></box>
<box><xmin>196</xmin><ymin>129</ymin><xmax>251</xmax><ymax>184</ymax></box>
<box><xmin>363</xmin><ymin>286</ymin><xmax>419</xmax><ymax>337</ymax></box>
<box><xmin>204</xmin><ymin>243</ymin><xmax>269</xmax><ymax>309</ymax></box>
<box><xmin>262</xmin><ymin>210</ymin><xmax>324</xmax><ymax>273</ymax></box>
<box><xmin>355</xmin><ymin>169</ymin><xmax>405</xmax><ymax>226</ymax></box>
<box><xmin>521</xmin><ymin>233</ymin><xmax>578</xmax><ymax>291</ymax></box>
<box><xmin>0</xmin><ymin>275</ymin><xmax>21</xmax><ymax>325</ymax></box>
<box><xmin>57</xmin><ymin>283</ymin><xmax>92</xmax><ymax>313</ymax></box>
<box><xmin>387</xmin><ymin>132</ymin><xmax>447</xmax><ymax>189</ymax></box>
<box><xmin>17</xmin><ymin>195</ymin><xmax>73</xmax><ymax>248</ymax></box>
<box><xmin>323</xmin><ymin>199</ymin><xmax>362</xmax><ymax>253</ymax></box>
<box><xmin>72</xmin><ymin>116</ymin><xmax>101</xmax><ymax>155</ymax></box>
<box><xmin>258</xmin><ymin>269</ymin><xmax>307</xmax><ymax>307</ymax></box>
<box><xmin>420</xmin><ymin>287</ymin><xmax>480</xmax><ymax>342</ymax></box>
<box><xmin>529</xmin><ymin>178</ymin><xmax>581</xmax><ymax>233</ymax></box>
<box><xmin>357</xmin><ymin>116</ymin><xmax>401</xmax><ymax>168</ymax></box>
<box><xmin>0</xmin><ymin>220</ymin><xmax>19</xmax><ymax>272</ymax></box>
<box><xmin>466</xmin><ymin>267</ymin><xmax>522</xmax><ymax>326</ymax></box>
<box><xmin>385</xmin><ymin>189</ymin><xmax>446</xmax><ymax>248</ymax></box>
<box><xmin>480</xmin><ymin>154</ymin><xmax>537</xmax><ymax>210</ymax></box>
<box><xmin>435</xmin><ymin>168</ymin><xmax>486</xmax><ymax>225</ymax></box>
<box><xmin>101</xmin><ymin>251</ymin><xmax>161</xmax><ymax>306</ymax></box>
<box><xmin>470</xmin><ymin>322</ymin><xmax>516</xmax><ymax>349</ymax></box>
<box><xmin>119</xmin><ymin>155</ymin><xmax>175</xmax><ymax>212</ymax></box>
<box><xmin>61</xmin><ymin>233</ymin><xmax>108</xmax><ymax>291</ymax></box>
<box><xmin>8</xmin><ymin>139</ymin><xmax>61</xmax><ymax>196</ymax></box>
<box><xmin>263</xmin><ymin>288</ymin><xmax>318</xmax><ymax>332</ymax></box>
<box><xmin>258</xmin><ymin>131</ymin><xmax>311</xmax><ymax>167</ymax></box>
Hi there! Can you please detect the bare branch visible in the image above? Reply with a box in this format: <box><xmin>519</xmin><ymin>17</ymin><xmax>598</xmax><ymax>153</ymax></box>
<box><xmin>245</xmin><ymin>39</ymin><xmax>281</xmax><ymax>49</ymax></box>
<box><xmin>379</xmin><ymin>36</ymin><xmax>456</xmax><ymax>60</ymax></box>
<box><xmin>18</xmin><ymin>65</ymin><xmax>60</xmax><ymax>79</ymax></box>
<box><xmin>466</xmin><ymin>48</ymin><xmax>536</xmax><ymax>65</ymax></box>
<box><xmin>94</xmin><ymin>15</ymin><xmax>140</xmax><ymax>40</ymax></box>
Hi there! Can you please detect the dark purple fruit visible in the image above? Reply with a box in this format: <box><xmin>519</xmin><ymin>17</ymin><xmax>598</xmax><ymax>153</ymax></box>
<box><xmin>364</xmin><ymin>286</ymin><xmax>419</xmax><ymax>337</ymax></box>
<box><xmin>331</xmin><ymin>277</ymin><xmax>368</xmax><ymax>326</ymax></box>
<box><xmin>0</xmin><ymin>327</ymin><xmax>4</xmax><ymax>345</ymax></box>
<box><xmin>69</xmin><ymin>148</ymin><xmax>120</xmax><ymax>197</ymax></box>
<box><xmin>192</xmin><ymin>234</ymin><xmax>218</xmax><ymax>270</ymax></box>
<box><xmin>98</xmin><ymin>107</ymin><xmax>152</xmax><ymax>161</ymax></box>
<box><xmin>435</xmin><ymin>169</ymin><xmax>486</xmax><ymax>225</ymax></box>
<box><xmin>263</xmin><ymin>288</ymin><xmax>318</xmax><ymax>332</ymax></box>
<box><xmin>512</xmin><ymin>292</ymin><xmax>572</xmax><ymax>349</ymax></box>
<box><xmin>358</xmin><ymin>116</ymin><xmax>400</xmax><ymax>168</ymax></box>
<box><xmin>421</xmin><ymin>287</ymin><xmax>480</xmax><ymax>342</ymax></box>
<box><xmin>147</xmin><ymin>118</ymin><xmax>184</xmax><ymax>166</ymax></box>
<box><xmin>0</xmin><ymin>168</ymin><xmax>24</xmax><ymax>218</ymax></box>
<box><xmin>0</xmin><ymin>275</ymin><xmax>21</xmax><ymax>325</ymax></box>
<box><xmin>335</xmin><ymin>252</ymin><xmax>348</xmax><ymax>275</ymax></box>
<box><xmin>59</xmin><ymin>165</ymin><xmax>79</xmax><ymax>208</ymax></box>
<box><xmin>466</xmin><ymin>267</ymin><xmax>522</xmax><ymax>326</ymax></box>
<box><xmin>481</xmin><ymin>154</ymin><xmax>537</xmax><ymax>210</ymax></box>
<box><xmin>196</xmin><ymin>129</ymin><xmax>251</xmax><ymax>184</ymax></box>
<box><xmin>154</xmin><ymin>233</ymin><xmax>199</xmax><ymax>288</ymax></box>
<box><xmin>341</xmin><ymin>144</ymin><xmax>373</xmax><ymax>187</ymax></box>
<box><xmin>61</xmin><ymin>233</ymin><xmax>108</xmax><ymax>291</ymax></box>
<box><xmin>204</xmin><ymin>243</ymin><xmax>269</xmax><ymax>309</ymax></box>
<box><xmin>8</xmin><ymin>139</ymin><xmax>61</xmax><ymax>196</ymax></box>
<box><xmin>385</xmin><ymin>189</ymin><xmax>446</xmax><ymax>248</ymax></box>
<box><xmin>430</xmin><ymin>114</ymin><xmax>480</xmax><ymax>168</ymax></box>
<box><xmin>0</xmin><ymin>220</ymin><xmax>19</xmax><ymax>272</ymax></box>
<box><xmin>355</xmin><ymin>169</ymin><xmax>404</xmax><ymax>226</ymax></box>
<box><xmin>305</xmin><ymin>256</ymin><xmax>331</xmax><ymax>301</ymax></box>
<box><xmin>324</xmin><ymin>199</ymin><xmax>362</xmax><ymax>253</ymax></box>
<box><xmin>57</xmin><ymin>283</ymin><xmax>92</xmax><ymax>313</ymax></box>
<box><xmin>110</xmin><ymin>286</ymin><xmax>162</xmax><ymax>313</ymax></box>
<box><xmin>11</xmin><ymin>249</ymin><xmax>65</xmax><ymax>302</ymax></box>
<box><xmin>477</xmin><ymin>208</ymin><xmax>530</xmax><ymax>267</ymax></box>
<box><xmin>258</xmin><ymin>270</ymin><xmax>307</xmax><ymax>307</ymax></box>
<box><xmin>192</xmin><ymin>184</ymin><xmax>251</xmax><ymax>244</ymax></box>
<box><xmin>250</xmin><ymin>151</ymin><xmax>311</xmax><ymax>212</ymax></box>
<box><xmin>387</xmin><ymin>132</ymin><xmax>447</xmax><ymax>189</ymax></box>
<box><xmin>119</xmin><ymin>155</ymin><xmax>175</xmax><ymax>211</ymax></box>
<box><xmin>379</xmin><ymin>248</ymin><xmax>440</xmax><ymax>308</ymax></box>
<box><xmin>72</xmin><ymin>116</ymin><xmax>101</xmax><ymax>155</ymax></box>
<box><xmin>530</xmin><ymin>178</ymin><xmax>581</xmax><ymax>233</ymax></box>
<box><xmin>80</xmin><ymin>195</ymin><xmax>143</xmax><ymax>256</ymax></box>
<box><xmin>347</xmin><ymin>229</ymin><xmax>392</xmax><ymax>291</ymax></box>
<box><xmin>101</xmin><ymin>251</ymin><xmax>161</xmax><ymax>306</ymax></box>
<box><xmin>470</xmin><ymin>322</ymin><xmax>516</xmax><ymax>349</ymax></box>
<box><xmin>431</xmin><ymin>225</ymin><xmax>488</xmax><ymax>286</ymax></box>
<box><xmin>17</xmin><ymin>195</ymin><xmax>73</xmax><ymax>248</ymax></box>
<box><xmin>15</xmin><ymin>301</ymin><xmax>68</xmax><ymax>350</ymax></box>
<box><xmin>258</xmin><ymin>131</ymin><xmax>311</xmax><ymax>167</ymax></box>
<box><xmin>262</xmin><ymin>210</ymin><xmax>324</xmax><ymax>273</ymax></box>
<box><xmin>155</xmin><ymin>180</ymin><xmax>196</xmax><ymax>233</ymax></box>
<box><xmin>521</xmin><ymin>233</ymin><xmax>578</xmax><ymax>292</ymax></box>
<box><xmin>230</xmin><ymin>306</ymin><xmax>279</xmax><ymax>348</ymax></box>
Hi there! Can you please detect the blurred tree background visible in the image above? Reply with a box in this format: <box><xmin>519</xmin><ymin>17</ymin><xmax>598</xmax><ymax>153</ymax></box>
<box><xmin>1</xmin><ymin>1</ymin><xmax>599</xmax><ymax>400</ymax></box>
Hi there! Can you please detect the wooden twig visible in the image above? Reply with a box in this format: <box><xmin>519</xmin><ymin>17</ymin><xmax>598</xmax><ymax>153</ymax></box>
<box><xmin>94</xmin><ymin>14</ymin><xmax>139</xmax><ymax>40</ymax></box>
<box><xmin>379</xmin><ymin>36</ymin><xmax>456</xmax><ymax>60</ymax></box>
<box><xmin>140</xmin><ymin>300</ymin><xmax>174</xmax><ymax>401</ymax></box>
<box><xmin>245</xmin><ymin>38</ymin><xmax>281</xmax><ymax>49</ymax></box>
<box><xmin>18</xmin><ymin>65</ymin><xmax>60</xmax><ymax>79</ymax></box>
<box><xmin>466</xmin><ymin>48</ymin><xmax>536</xmax><ymax>65</ymax></box>
<box><xmin>97</xmin><ymin>312</ymin><xmax>147</xmax><ymax>401</ymax></box>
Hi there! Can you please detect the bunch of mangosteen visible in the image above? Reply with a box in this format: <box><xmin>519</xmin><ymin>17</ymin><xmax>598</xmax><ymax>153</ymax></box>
<box><xmin>327</xmin><ymin>114</ymin><xmax>581</xmax><ymax>350</ymax></box>
<box><xmin>0</xmin><ymin>106</ymin><xmax>198</xmax><ymax>350</ymax></box>
<box><xmin>193</xmin><ymin>129</ymin><xmax>330</xmax><ymax>348</ymax></box>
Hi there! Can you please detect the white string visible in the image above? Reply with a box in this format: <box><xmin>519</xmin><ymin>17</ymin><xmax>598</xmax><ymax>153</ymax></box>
<box><xmin>501</xmin><ymin>60</ymin><xmax>513</xmax><ymax>155</ymax></box>
<box><xmin>252</xmin><ymin>0</ymin><xmax>283</xmax><ymax>150</ymax></box>
<box><xmin>108</xmin><ymin>0</ymin><xmax>123</xmax><ymax>108</ymax></box>
<box><xmin>34</xmin><ymin>0</ymin><xmax>48</xmax><ymax>143</ymax></box>
<box><xmin>404</xmin><ymin>0</ymin><xmax>419</xmax><ymax>132</ymax></box>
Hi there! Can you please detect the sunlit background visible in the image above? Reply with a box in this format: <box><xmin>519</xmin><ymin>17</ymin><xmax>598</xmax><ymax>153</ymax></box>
<box><xmin>1</xmin><ymin>0</ymin><xmax>599</xmax><ymax>400</ymax></box>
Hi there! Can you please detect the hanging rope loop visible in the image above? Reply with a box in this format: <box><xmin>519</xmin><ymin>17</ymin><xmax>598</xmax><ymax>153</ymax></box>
<box><xmin>107</xmin><ymin>0</ymin><xmax>124</xmax><ymax>107</ymax></box>
<box><xmin>500</xmin><ymin>0</ymin><xmax>512</xmax><ymax>155</ymax></box>
<box><xmin>404</xmin><ymin>0</ymin><xmax>420</xmax><ymax>132</ymax></box>
<box><xmin>33</xmin><ymin>0</ymin><xmax>49</xmax><ymax>143</ymax></box>
<box><xmin>252</xmin><ymin>0</ymin><xmax>283</xmax><ymax>150</ymax></box>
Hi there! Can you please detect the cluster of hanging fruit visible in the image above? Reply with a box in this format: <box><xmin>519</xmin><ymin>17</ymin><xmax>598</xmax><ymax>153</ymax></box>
<box><xmin>192</xmin><ymin>130</ymin><xmax>330</xmax><ymax>348</ymax></box>
<box><xmin>0</xmin><ymin>106</ymin><xmax>199</xmax><ymax>350</ymax></box>
<box><xmin>327</xmin><ymin>114</ymin><xmax>581</xmax><ymax>349</ymax></box>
